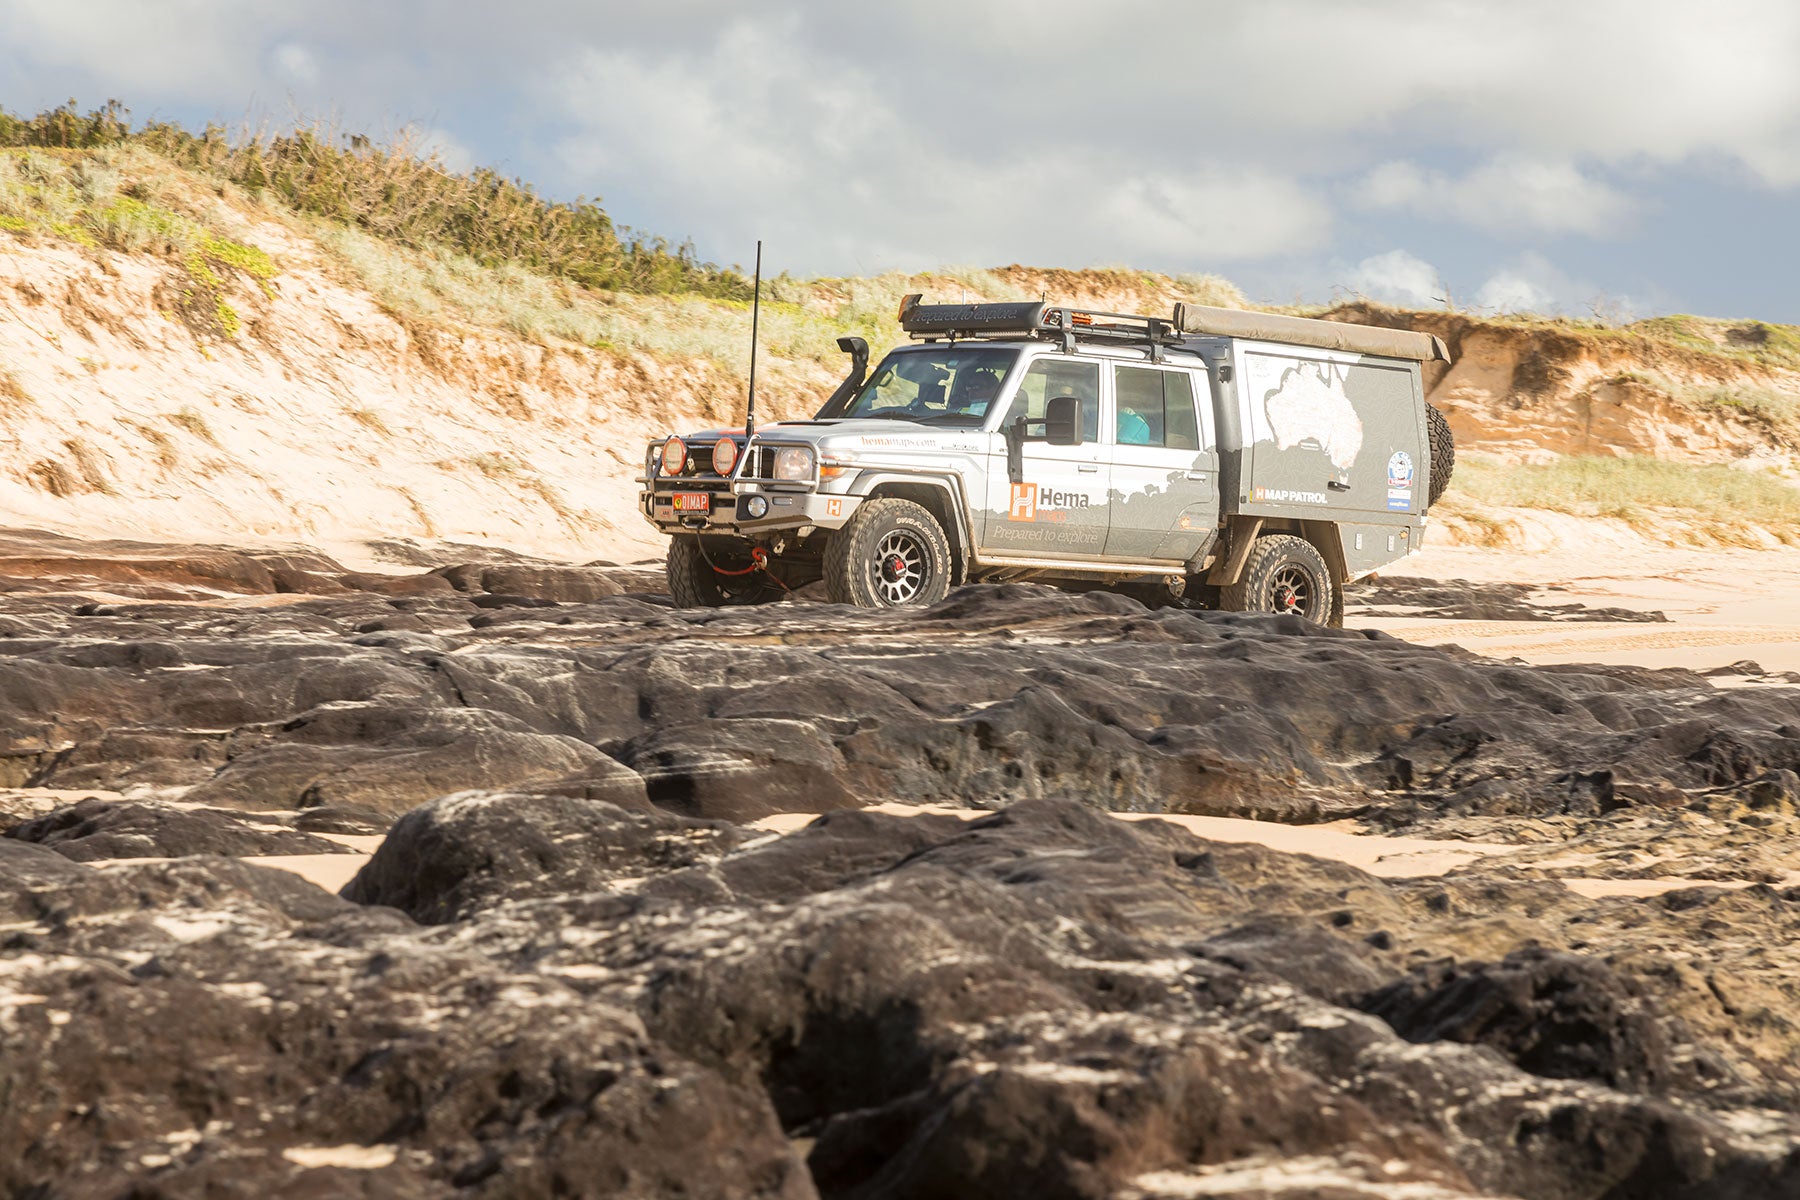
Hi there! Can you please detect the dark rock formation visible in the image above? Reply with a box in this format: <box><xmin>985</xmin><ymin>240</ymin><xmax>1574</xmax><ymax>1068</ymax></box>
<box><xmin>341</xmin><ymin>790</ymin><xmax>750</xmax><ymax>922</ymax></box>
<box><xmin>4</xmin><ymin>797</ymin><xmax>343</xmax><ymax>860</ymax></box>
<box><xmin>1358</xmin><ymin>946</ymin><xmax>1680</xmax><ymax>1092</ymax></box>
<box><xmin>431</xmin><ymin>562</ymin><xmax>631</xmax><ymax>603</ymax></box>
<box><xmin>0</xmin><ymin>852</ymin><xmax>809</xmax><ymax>1199</ymax></box>
<box><xmin>2</xmin><ymin>572</ymin><xmax>1796</xmax><ymax>823</ymax></box>
<box><xmin>6</xmin><ymin>799</ymin><xmax>1798</xmax><ymax>1198</ymax></box>
<box><xmin>4</xmin><ymin>532</ymin><xmax>1800</xmax><ymax>1196</ymax></box>
<box><xmin>1348</xmin><ymin>575</ymin><xmax>1669</xmax><ymax>622</ymax></box>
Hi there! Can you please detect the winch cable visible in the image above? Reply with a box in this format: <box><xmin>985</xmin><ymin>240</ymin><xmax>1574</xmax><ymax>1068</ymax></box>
<box><xmin>695</xmin><ymin>540</ymin><xmax>790</xmax><ymax>592</ymax></box>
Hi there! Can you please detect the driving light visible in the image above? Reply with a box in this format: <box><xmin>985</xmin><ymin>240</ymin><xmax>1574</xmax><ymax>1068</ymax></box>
<box><xmin>773</xmin><ymin>446</ymin><xmax>815</xmax><ymax>481</ymax></box>
<box><xmin>741</xmin><ymin>494</ymin><xmax>769</xmax><ymax>518</ymax></box>
<box><xmin>712</xmin><ymin>437</ymin><xmax>738</xmax><ymax>475</ymax></box>
<box><xmin>661</xmin><ymin>436</ymin><xmax>687</xmax><ymax>475</ymax></box>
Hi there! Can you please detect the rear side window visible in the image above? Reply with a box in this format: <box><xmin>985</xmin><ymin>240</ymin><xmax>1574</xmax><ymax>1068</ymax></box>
<box><xmin>1114</xmin><ymin>366</ymin><xmax>1200</xmax><ymax>450</ymax></box>
<box><xmin>1005</xmin><ymin>358</ymin><xmax>1101</xmax><ymax>441</ymax></box>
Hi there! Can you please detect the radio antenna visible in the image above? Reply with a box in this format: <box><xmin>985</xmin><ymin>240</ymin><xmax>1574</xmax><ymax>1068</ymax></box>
<box><xmin>745</xmin><ymin>240</ymin><xmax>762</xmax><ymax>443</ymax></box>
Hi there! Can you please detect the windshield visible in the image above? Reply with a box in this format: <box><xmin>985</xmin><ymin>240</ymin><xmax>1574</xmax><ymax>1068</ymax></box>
<box><xmin>841</xmin><ymin>346</ymin><xmax>1019</xmax><ymax>426</ymax></box>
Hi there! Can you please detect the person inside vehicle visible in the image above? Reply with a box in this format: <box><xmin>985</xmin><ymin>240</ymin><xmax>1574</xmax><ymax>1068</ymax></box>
<box><xmin>948</xmin><ymin>369</ymin><xmax>1001</xmax><ymax>417</ymax></box>
<box><xmin>1117</xmin><ymin>404</ymin><xmax>1152</xmax><ymax>445</ymax></box>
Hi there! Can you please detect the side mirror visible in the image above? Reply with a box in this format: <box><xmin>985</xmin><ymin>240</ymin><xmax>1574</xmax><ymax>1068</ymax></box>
<box><xmin>1044</xmin><ymin>395</ymin><xmax>1086</xmax><ymax>446</ymax></box>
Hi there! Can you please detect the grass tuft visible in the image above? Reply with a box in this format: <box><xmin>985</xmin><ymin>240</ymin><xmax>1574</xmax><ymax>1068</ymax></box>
<box><xmin>0</xmin><ymin>366</ymin><xmax>32</xmax><ymax>411</ymax></box>
<box><xmin>165</xmin><ymin>407</ymin><xmax>219</xmax><ymax>445</ymax></box>
<box><xmin>1</xmin><ymin>151</ymin><xmax>277</xmax><ymax>340</ymax></box>
<box><xmin>1450</xmin><ymin>454</ymin><xmax>1800</xmax><ymax>546</ymax></box>
<box><xmin>345</xmin><ymin>407</ymin><xmax>391</xmax><ymax>436</ymax></box>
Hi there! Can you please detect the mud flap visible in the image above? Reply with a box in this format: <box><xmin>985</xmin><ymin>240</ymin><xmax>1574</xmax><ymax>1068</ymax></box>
<box><xmin>1204</xmin><ymin>516</ymin><xmax>1264</xmax><ymax>586</ymax></box>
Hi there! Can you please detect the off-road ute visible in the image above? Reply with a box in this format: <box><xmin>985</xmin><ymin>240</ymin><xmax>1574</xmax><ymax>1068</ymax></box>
<box><xmin>639</xmin><ymin>298</ymin><xmax>1455</xmax><ymax>624</ymax></box>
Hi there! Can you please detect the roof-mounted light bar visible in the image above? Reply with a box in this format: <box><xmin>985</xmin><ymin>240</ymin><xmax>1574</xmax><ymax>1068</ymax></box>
<box><xmin>898</xmin><ymin>294</ymin><xmax>1047</xmax><ymax>338</ymax></box>
<box><xmin>897</xmin><ymin>293</ymin><xmax>1174</xmax><ymax>347</ymax></box>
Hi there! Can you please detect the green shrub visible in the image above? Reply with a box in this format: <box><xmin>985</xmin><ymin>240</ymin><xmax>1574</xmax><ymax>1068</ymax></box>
<box><xmin>0</xmin><ymin>99</ymin><xmax>747</xmax><ymax>301</ymax></box>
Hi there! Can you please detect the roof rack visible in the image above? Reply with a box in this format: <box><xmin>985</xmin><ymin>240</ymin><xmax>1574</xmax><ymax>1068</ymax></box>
<box><xmin>894</xmin><ymin>293</ymin><xmax>1451</xmax><ymax>363</ymax></box>
<box><xmin>897</xmin><ymin>294</ymin><xmax>1179</xmax><ymax>356</ymax></box>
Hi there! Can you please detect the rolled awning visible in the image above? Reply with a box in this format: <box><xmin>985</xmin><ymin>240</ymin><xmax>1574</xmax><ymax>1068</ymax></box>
<box><xmin>1173</xmin><ymin>303</ymin><xmax>1451</xmax><ymax>363</ymax></box>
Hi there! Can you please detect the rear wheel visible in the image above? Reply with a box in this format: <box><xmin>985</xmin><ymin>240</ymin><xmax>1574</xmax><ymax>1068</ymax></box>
<box><xmin>824</xmin><ymin>498</ymin><xmax>953</xmax><ymax>608</ymax></box>
<box><xmin>1220</xmin><ymin>534</ymin><xmax>1335</xmax><ymax>624</ymax></box>
<box><xmin>666</xmin><ymin>536</ymin><xmax>781</xmax><ymax>607</ymax></box>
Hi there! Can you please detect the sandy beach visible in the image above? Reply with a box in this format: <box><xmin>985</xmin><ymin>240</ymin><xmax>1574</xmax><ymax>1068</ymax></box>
<box><xmin>1369</xmin><ymin>527</ymin><xmax>1800</xmax><ymax>677</ymax></box>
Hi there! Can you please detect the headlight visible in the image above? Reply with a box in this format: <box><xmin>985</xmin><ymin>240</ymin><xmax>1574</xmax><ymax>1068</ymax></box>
<box><xmin>661</xmin><ymin>436</ymin><xmax>687</xmax><ymax>475</ymax></box>
<box><xmin>712</xmin><ymin>437</ymin><xmax>738</xmax><ymax>475</ymax></box>
<box><xmin>741</xmin><ymin>494</ymin><xmax>769</xmax><ymax>518</ymax></box>
<box><xmin>773</xmin><ymin>446</ymin><xmax>815</xmax><ymax>481</ymax></box>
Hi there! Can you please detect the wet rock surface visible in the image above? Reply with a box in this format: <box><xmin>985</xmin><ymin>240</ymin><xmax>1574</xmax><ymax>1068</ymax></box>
<box><xmin>2</xmin><ymin>557</ymin><xmax>1795</xmax><ymax>826</ymax></box>
<box><xmin>3</xmin><ymin>799</ymin><xmax>1798</xmax><ymax>1198</ymax></box>
<box><xmin>5</xmin><ymin>532</ymin><xmax>1800</xmax><ymax>1196</ymax></box>
<box><xmin>5</xmin><ymin>796</ymin><xmax>345</xmax><ymax>861</ymax></box>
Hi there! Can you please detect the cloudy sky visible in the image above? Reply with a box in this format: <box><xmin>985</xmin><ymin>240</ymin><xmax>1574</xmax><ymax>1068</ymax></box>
<box><xmin>4</xmin><ymin>0</ymin><xmax>1797</xmax><ymax>320</ymax></box>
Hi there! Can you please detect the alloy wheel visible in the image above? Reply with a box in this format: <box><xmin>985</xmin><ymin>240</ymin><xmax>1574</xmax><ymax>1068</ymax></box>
<box><xmin>874</xmin><ymin>530</ymin><xmax>928</xmax><ymax>604</ymax></box>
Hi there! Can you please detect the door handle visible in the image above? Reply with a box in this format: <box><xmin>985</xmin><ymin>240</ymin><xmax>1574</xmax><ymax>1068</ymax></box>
<box><xmin>1077</xmin><ymin>464</ymin><xmax>1099</xmax><ymax>473</ymax></box>
<box><xmin>1328</xmin><ymin>480</ymin><xmax>1352</xmax><ymax>491</ymax></box>
<box><xmin>1186</xmin><ymin>471</ymin><xmax>1208</xmax><ymax>480</ymax></box>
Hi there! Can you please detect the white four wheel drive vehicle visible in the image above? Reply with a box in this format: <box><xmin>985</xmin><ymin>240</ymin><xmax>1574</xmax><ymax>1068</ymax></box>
<box><xmin>638</xmin><ymin>298</ymin><xmax>1455</xmax><ymax>624</ymax></box>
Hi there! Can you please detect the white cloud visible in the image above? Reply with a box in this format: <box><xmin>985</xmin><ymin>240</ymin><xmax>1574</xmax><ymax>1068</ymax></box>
<box><xmin>1473</xmin><ymin>253</ymin><xmax>1595</xmax><ymax>314</ymax></box>
<box><xmin>271</xmin><ymin>42</ymin><xmax>320</xmax><ymax>86</ymax></box>
<box><xmin>539</xmin><ymin>20</ymin><xmax>1331</xmax><ymax>275</ymax></box>
<box><xmin>1344</xmin><ymin>251</ymin><xmax>1443</xmax><ymax>308</ymax></box>
<box><xmin>0</xmin><ymin>0</ymin><xmax>271</xmax><ymax>98</ymax></box>
<box><xmin>1357</xmin><ymin>156</ymin><xmax>1637</xmax><ymax>237</ymax></box>
<box><xmin>2</xmin><ymin>0</ymin><xmax>1797</xmax><ymax>310</ymax></box>
<box><xmin>1475</xmin><ymin>271</ymin><xmax>1558</xmax><ymax>315</ymax></box>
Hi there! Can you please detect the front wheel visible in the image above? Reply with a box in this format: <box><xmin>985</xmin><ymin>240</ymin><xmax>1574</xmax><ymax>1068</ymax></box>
<box><xmin>666</xmin><ymin>536</ymin><xmax>782</xmax><ymax>607</ymax></box>
<box><xmin>1220</xmin><ymin>534</ymin><xmax>1336</xmax><ymax>624</ymax></box>
<box><xmin>824</xmin><ymin>498</ymin><xmax>953</xmax><ymax>608</ymax></box>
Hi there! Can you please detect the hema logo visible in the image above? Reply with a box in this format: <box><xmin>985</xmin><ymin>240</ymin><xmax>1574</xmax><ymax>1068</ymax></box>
<box><xmin>1010</xmin><ymin>482</ymin><xmax>1090</xmax><ymax>521</ymax></box>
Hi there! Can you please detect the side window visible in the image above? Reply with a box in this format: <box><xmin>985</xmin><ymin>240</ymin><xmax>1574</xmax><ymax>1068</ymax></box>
<box><xmin>1005</xmin><ymin>358</ymin><xmax>1100</xmax><ymax>441</ymax></box>
<box><xmin>1113</xmin><ymin>366</ymin><xmax>1202</xmax><ymax>450</ymax></box>
<box><xmin>1164</xmin><ymin>370</ymin><xmax>1200</xmax><ymax>450</ymax></box>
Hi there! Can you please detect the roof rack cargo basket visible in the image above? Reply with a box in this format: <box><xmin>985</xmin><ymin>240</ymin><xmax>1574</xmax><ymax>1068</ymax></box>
<box><xmin>894</xmin><ymin>293</ymin><xmax>1450</xmax><ymax>362</ymax></box>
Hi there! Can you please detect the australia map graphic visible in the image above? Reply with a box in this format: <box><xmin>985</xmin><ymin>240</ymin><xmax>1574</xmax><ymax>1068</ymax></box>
<box><xmin>1262</xmin><ymin>362</ymin><xmax>1364</xmax><ymax>471</ymax></box>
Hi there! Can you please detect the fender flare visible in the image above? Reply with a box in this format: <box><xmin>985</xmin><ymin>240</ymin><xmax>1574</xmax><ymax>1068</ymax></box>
<box><xmin>847</xmin><ymin>471</ymin><xmax>977</xmax><ymax>583</ymax></box>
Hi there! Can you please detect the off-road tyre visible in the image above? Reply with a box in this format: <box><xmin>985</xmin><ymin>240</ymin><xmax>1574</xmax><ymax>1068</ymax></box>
<box><xmin>1426</xmin><ymin>404</ymin><xmax>1455</xmax><ymax>506</ymax></box>
<box><xmin>666</xmin><ymin>536</ymin><xmax>781</xmax><ymax>607</ymax></box>
<box><xmin>824</xmin><ymin>498</ymin><xmax>954</xmax><ymax>608</ymax></box>
<box><xmin>1220</xmin><ymin>534</ymin><xmax>1335</xmax><ymax>624</ymax></box>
